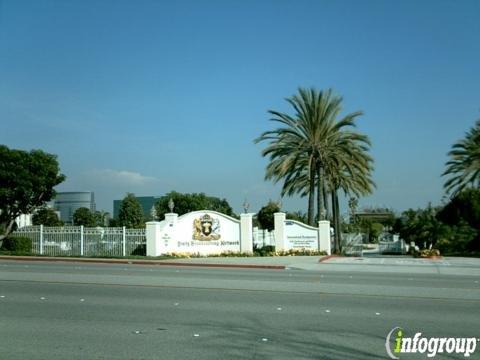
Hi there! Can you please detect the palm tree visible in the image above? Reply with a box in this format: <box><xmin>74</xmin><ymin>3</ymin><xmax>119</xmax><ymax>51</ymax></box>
<box><xmin>255</xmin><ymin>88</ymin><xmax>373</xmax><ymax>228</ymax></box>
<box><xmin>324</xmin><ymin>135</ymin><xmax>375</xmax><ymax>252</ymax></box>
<box><xmin>443</xmin><ymin>120</ymin><xmax>480</xmax><ymax>195</ymax></box>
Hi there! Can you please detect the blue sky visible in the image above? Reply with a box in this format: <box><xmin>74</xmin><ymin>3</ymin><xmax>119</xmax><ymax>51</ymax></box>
<box><xmin>1</xmin><ymin>0</ymin><xmax>479</xmax><ymax>215</ymax></box>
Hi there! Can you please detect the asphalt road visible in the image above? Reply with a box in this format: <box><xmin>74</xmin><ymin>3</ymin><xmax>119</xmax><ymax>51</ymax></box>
<box><xmin>0</xmin><ymin>260</ymin><xmax>479</xmax><ymax>359</ymax></box>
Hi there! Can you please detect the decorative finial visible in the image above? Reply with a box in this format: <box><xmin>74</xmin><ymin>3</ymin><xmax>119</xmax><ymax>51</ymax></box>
<box><xmin>168</xmin><ymin>198</ymin><xmax>174</xmax><ymax>213</ymax></box>
<box><xmin>150</xmin><ymin>205</ymin><xmax>157</xmax><ymax>221</ymax></box>
<box><xmin>242</xmin><ymin>198</ymin><xmax>250</xmax><ymax>213</ymax></box>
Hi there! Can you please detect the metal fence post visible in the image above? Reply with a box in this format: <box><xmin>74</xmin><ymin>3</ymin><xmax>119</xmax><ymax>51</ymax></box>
<box><xmin>122</xmin><ymin>226</ymin><xmax>126</xmax><ymax>257</ymax></box>
<box><xmin>80</xmin><ymin>225</ymin><xmax>84</xmax><ymax>256</ymax></box>
<box><xmin>39</xmin><ymin>225</ymin><xmax>44</xmax><ymax>255</ymax></box>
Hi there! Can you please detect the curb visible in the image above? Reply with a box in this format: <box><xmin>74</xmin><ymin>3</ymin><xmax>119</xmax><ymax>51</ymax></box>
<box><xmin>0</xmin><ymin>256</ymin><xmax>286</xmax><ymax>270</ymax></box>
<box><xmin>318</xmin><ymin>255</ymin><xmax>339</xmax><ymax>263</ymax></box>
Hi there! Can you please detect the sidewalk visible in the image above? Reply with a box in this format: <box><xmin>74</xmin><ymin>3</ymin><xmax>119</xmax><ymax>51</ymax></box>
<box><xmin>1</xmin><ymin>255</ymin><xmax>479</xmax><ymax>275</ymax></box>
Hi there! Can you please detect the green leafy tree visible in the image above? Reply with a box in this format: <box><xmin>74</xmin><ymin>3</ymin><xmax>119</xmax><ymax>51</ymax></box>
<box><xmin>73</xmin><ymin>207</ymin><xmax>96</xmax><ymax>227</ymax></box>
<box><xmin>256</xmin><ymin>201</ymin><xmax>280</xmax><ymax>231</ymax></box>
<box><xmin>118</xmin><ymin>193</ymin><xmax>144</xmax><ymax>228</ymax></box>
<box><xmin>437</xmin><ymin>188</ymin><xmax>480</xmax><ymax>230</ymax></box>
<box><xmin>0</xmin><ymin>145</ymin><xmax>65</xmax><ymax>239</ymax></box>
<box><xmin>32</xmin><ymin>208</ymin><xmax>64</xmax><ymax>226</ymax></box>
<box><xmin>108</xmin><ymin>218</ymin><xmax>119</xmax><ymax>227</ymax></box>
<box><xmin>393</xmin><ymin>205</ymin><xmax>450</xmax><ymax>249</ymax></box>
<box><xmin>93</xmin><ymin>211</ymin><xmax>110</xmax><ymax>227</ymax></box>
<box><xmin>437</xmin><ymin>188</ymin><xmax>480</xmax><ymax>251</ymax></box>
<box><xmin>443</xmin><ymin>119</ymin><xmax>480</xmax><ymax>195</ymax></box>
<box><xmin>154</xmin><ymin>191</ymin><xmax>234</xmax><ymax>220</ymax></box>
<box><xmin>285</xmin><ymin>211</ymin><xmax>307</xmax><ymax>224</ymax></box>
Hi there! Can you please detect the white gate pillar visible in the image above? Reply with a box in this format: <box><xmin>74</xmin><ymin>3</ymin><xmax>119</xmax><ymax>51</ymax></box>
<box><xmin>274</xmin><ymin>212</ymin><xmax>286</xmax><ymax>251</ymax></box>
<box><xmin>146</xmin><ymin>222</ymin><xmax>162</xmax><ymax>256</ymax></box>
<box><xmin>318</xmin><ymin>220</ymin><xmax>331</xmax><ymax>255</ymax></box>
<box><xmin>164</xmin><ymin>213</ymin><xmax>178</xmax><ymax>225</ymax></box>
<box><xmin>240</xmin><ymin>213</ymin><xmax>253</xmax><ymax>254</ymax></box>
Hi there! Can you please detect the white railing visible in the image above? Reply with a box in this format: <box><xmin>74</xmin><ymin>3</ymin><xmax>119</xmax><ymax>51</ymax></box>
<box><xmin>341</xmin><ymin>233</ymin><xmax>364</xmax><ymax>256</ymax></box>
<box><xmin>253</xmin><ymin>227</ymin><xmax>275</xmax><ymax>248</ymax></box>
<box><xmin>379</xmin><ymin>238</ymin><xmax>407</xmax><ymax>254</ymax></box>
<box><xmin>11</xmin><ymin>226</ymin><xmax>146</xmax><ymax>257</ymax></box>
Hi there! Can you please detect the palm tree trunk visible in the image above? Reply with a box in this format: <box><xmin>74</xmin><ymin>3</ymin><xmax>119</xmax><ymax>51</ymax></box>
<box><xmin>323</xmin><ymin>183</ymin><xmax>330</xmax><ymax>220</ymax></box>
<box><xmin>317</xmin><ymin>165</ymin><xmax>326</xmax><ymax>221</ymax></box>
<box><xmin>316</xmin><ymin>167</ymin><xmax>321</xmax><ymax>223</ymax></box>
<box><xmin>331</xmin><ymin>191</ymin><xmax>338</xmax><ymax>253</ymax></box>
<box><xmin>307</xmin><ymin>160</ymin><xmax>316</xmax><ymax>226</ymax></box>
<box><xmin>334</xmin><ymin>189</ymin><xmax>342</xmax><ymax>253</ymax></box>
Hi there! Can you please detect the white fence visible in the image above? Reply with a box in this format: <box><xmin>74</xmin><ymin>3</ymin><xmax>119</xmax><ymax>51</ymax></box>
<box><xmin>11</xmin><ymin>225</ymin><xmax>146</xmax><ymax>257</ymax></box>
<box><xmin>379</xmin><ymin>237</ymin><xmax>407</xmax><ymax>255</ymax></box>
<box><xmin>252</xmin><ymin>227</ymin><xmax>275</xmax><ymax>248</ymax></box>
<box><xmin>341</xmin><ymin>233</ymin><xmax>364</xmax><ymax>256</ymax></box>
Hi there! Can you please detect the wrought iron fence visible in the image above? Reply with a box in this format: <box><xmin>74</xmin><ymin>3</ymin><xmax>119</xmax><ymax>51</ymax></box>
<box><xmin>11</xmin><ymin>226</ymin><xmax>146</xmax><ymax>257</ymax></box>
<box><xmin>379</xmin><ymin>238</ymin><xmax>407</xmax><ymax>254</ymax></box>
<box><xmin>341</xmin><ymin>233</ymin><xmax>364</xmax><ymax>256</ymax></box>
<box><xmin>252</xmin><ymin>227</ymin><xmax>275</xmax><ymax>248</ymax></box>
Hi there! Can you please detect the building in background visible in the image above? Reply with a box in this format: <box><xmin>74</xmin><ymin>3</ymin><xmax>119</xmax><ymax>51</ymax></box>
<box><xmin>113</xmin><ymin>196</ymin><xmax>161</xmax><ymax>220</ymax></box>
<box><xmin>15</xmin><ymin>213</ymin><xmax>32</xmax><ymax>228</ymax></box>
<box><xmin>13</xmin><ymin>203</ymin><xmax>60</xmax><ymax>229</ymax></box>
<box><xmin>54</xmin><ymin>192</ymin><xmax>95</xmax><ymax>224</ymax></box>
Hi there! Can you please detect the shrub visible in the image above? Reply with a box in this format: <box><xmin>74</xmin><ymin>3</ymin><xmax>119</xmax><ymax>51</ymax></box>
<box><xmin>254</xmin><ymin>245</ymin><xmax>276</xmax><ymax>256</ymax></box>
<box><xmin>131</xmin><ymin>244</ymin><xmax>146</xmax><ymax>256</ymax></box>
<box><xmin>1</xmin><ymin>236</ymin><xmax>32</xmax><ymax>254</ymax></box>
<box><xmin>417</xmin><ymin>248</ymin><xmax>441</xmax><ymax>258</ymax></box>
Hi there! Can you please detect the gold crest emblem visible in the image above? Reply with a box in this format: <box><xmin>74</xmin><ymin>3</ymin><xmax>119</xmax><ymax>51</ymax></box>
<box><xmin>193</xmin><ymin>214</ymin><xmax>221</xmax><ymax>240</ymax></box>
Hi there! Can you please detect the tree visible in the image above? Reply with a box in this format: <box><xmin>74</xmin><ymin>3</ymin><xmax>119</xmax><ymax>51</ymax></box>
<box><xmin>443</xmin><ymin>119</ymin><xmax>480</xmax><ymax>195</ymax></box>
<box><xmin>256</xmin><ymin>201</ymin><xmax>280</xmax><ymax>231</ymax></box>
<box><xmin>118</xmin><ymin>193</ymin><xmax>144</xmax><ymax>228</ymax></box>
<box><xmin>393</xmin><ymin>205</ymin><xmax>450</xmax><ymax>249</ymax></box>
<box><xmin>437</xmin><ymin>188</ymin><xmax>480</xmax><ymax>251</ymax></box>
<box><xmin>93</xmin><ymin>211</ymin><xmax>110</xmax><ymax>227</ymax></box>
<box><xmin>255</xmin><ymin>88</ymin><xmax>373</xmax><ymax>228</ymax></box>
<box><xmin>32</xmin><ymin>208</ymin><xmax>64</xmax><ymax>226</ymax></box>
<box><xmin>154</xmin><ymin>191</ymin><xmax>234</xmax><ymax>220</ymax></box>
<box><xmin>255</xmin><ymin>88</ymin><xmax>374</xmax><ymax>254</ymax></box>
<box><xmin>348</xmin><ymin>197</ymin><xmax>359</xmax><ymax>224</ymax></box>
<box><xmin>0</xmin><ymin>145</ymin><xmax>65</xmax><ymax>239</ymax></box>
<box><xmin>437</xmin><ymin>188</ymin><xmax>480</xmax><ymax>230</ymax></box>
<box><xmin>324</xmin><ymin>133</ymin><xmax>375</xmax><ymax>251</ymax></box>
<box><xmin>285</xmin><ymin>211</ymin><xmax>307</xmax><ymax>224</ymax></box>
<box><xmin>73</xmin><ymin>207</ymin><xmax>96</xmax><ymax>227</ymax></box>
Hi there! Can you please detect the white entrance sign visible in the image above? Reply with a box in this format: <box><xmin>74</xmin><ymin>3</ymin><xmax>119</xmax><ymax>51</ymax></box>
<box><xmin>285</xmin><ymin>220</ymin><xmax>318</xmax><ymax>250</ymax></box>
<box><xmin>273</xmin><ymin>212</ymin><xmax>331</xmax><ymax>255</ymax></box>
<box><xmin>146</xmin><ymin>210</ymin><xmax>253</xmax><ymax>256</ymax></box>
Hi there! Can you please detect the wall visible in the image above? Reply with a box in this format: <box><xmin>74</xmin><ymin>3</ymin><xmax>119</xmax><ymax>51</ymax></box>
<box><xmin>274</xmin><ymin>212</ymin><xmax>331</xmax><ymax>254</ymax></box>
<box><xmin>147</xmin><ymin>210</ymin><xmax>251</xmax><ymax>256</ymax></box>
<box><xmin>284</xmin><ymin>220</ymin><xmax>319</xmax><ymax>250</ymax></box>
